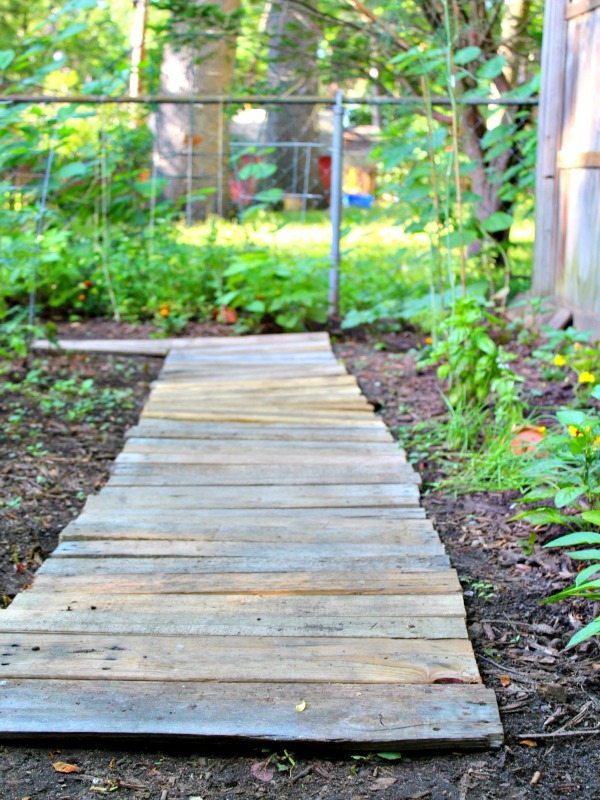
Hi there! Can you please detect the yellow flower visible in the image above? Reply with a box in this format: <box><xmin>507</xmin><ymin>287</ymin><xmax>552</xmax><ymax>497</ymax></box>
<box><xmin>579</xmin><ymin>371</ymin><xmax>596</xmax><ymax>384</ymax></box>
<box><xmin>537</xmin><ymin>426</ymin><xmax>546</xmax><ymax>434</ymax></box>
<box><xmin>594</xmin><ymin>436</ymin><xmax>600</xmax><ymax>447</ymax></box>
<box><xmin>553</xmin><ymin>354</ymin><xmax>567</xmax><ymax>367</ymax></box>
<box><xmin>568</xmin><ymin>425</ymin><xmax>583</xmax><ymax>438</ymax></box>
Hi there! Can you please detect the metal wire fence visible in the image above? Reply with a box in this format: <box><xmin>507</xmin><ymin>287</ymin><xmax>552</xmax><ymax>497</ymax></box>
<box><xmin>1</xmin><ymin>91</ymin><xmax>538</xmax><ymax>316</ymax></box>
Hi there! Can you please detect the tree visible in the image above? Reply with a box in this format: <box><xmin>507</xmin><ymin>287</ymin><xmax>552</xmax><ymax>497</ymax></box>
<box><xmin>264</xmin><ymin>0</ymin><xmax>322</xmax><ymax>207</ymax></box>
<box><xmin>152</xmin><ymin>0</ymin><xmax>240</xmax><ymax>219</ymax></box>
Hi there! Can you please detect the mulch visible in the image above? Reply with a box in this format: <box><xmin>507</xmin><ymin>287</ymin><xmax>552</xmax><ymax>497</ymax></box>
<box><xmin>0</xmin><ymin>320</ymin><xmax>599</xmax><ymax>800</ymax></box>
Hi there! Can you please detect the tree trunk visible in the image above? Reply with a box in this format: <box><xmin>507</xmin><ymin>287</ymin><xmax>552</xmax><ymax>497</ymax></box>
<box><xmin>129</xmin><ymin>0</ymin><xmax>148</xmax><ymax>98</ymax></box>
<box><xmin>152</xmin><ymin>0</ymin><xmax>239</xmax><ymax>219</ymax></box>
<box><xmin>265</xmin><ymin>1</ymin><xmax>322</xmax><ymax>208</ymax></box>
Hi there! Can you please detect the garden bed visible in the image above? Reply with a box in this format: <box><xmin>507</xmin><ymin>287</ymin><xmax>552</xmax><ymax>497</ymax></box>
<box><xmin>0</xmin><ymin>321</ymin><xmax>598</xmax><ymax>800</ymax></box>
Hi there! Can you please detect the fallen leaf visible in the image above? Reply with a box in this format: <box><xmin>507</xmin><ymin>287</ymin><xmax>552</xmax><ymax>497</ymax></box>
<box><xmin>52</xmin><ymin>761</ymin><xmax>81</xmax><ymax>773</ymax></box>
<box><xmin>519</xmin><ymin>739</ymin><xmax>538</xmax><ymax>747</ymax></box>
<box><xmin>295</xmin><ymin>699</ymin><xmax>307</xmax><ymax>712</ymax></box>
<box><xmin>251</xmin><ymin>761</ymin><xmax>274</xmax><ymax>782</ymax></box>
<box><xmin>500</xmin><ymin>675</ymin><xmax>511</xmax><ymax>687</ymax></box>
<box><xmin>369</xmin><ymin>777</ymin><xmax>397</xmax><ymax>791</ymax></box>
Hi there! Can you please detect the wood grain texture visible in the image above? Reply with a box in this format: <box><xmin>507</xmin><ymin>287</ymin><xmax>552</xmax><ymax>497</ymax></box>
<box><xmin>0</xmin><ymin>681</ymin><xmax>503</xmax><ymax>749</ymax></box>
<box><xmin>107</xmin><ymin>463</ymin><xmax>421</xmax><ymax>486</ymax></box>
<box><xmin>59</xmin><ymin>517</ymin><xmax>435</xmax><ymax>542</ymax></box>
<box><xmin>30</xmin><ymin>569</ymin><xmax>462</xmax><ymax>595</ymax></box>
<box><xmin>0</xmin><ymin>332</ymin><xmax>501</xmax><ymax>749</ymax></box>
<box><xmin>54</xmin><ymin>540</ymin><xmax>445</xmax><ymax>558</ymax></box>
<box><xmin>86</xmin><ymin>483</ymin><xmax>421</xmax><ymax>509</ymax></box>
<box><xmin>37</xmin><ymin>554</ymin><xmax>451</xmax><ymax>576</ymax></box>
<box><xmin>4</xmin><ymin>593</ymin><xmax>466</xmax><ymax>638</ymax></box>
<box><xmin>125</xmin><ymin>420</ymin><xmax>394</xmax><ymax>441</ymax></box>
<box><xmin>0</xmin><ymin>633</ymin><xmax>480</xmax><ymax>684</ymax></box>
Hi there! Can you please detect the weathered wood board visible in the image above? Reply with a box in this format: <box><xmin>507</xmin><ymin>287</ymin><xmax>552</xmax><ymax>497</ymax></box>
<box><xmin>0</xmin><ymin>332</ymin><xmax>502</xmax><ymax>750</ymax></box>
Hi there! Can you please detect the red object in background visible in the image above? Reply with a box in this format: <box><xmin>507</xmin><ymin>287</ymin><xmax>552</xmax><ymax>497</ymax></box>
<box><xmin>510</xmin><ymin>425</ymin><xmax>546</xmax><ymax>456</ymax></box>
<box><xmin>318</xmin><ymin>155</ymin><xmax>332</xmax><ymax>190</ymax></box>
<box><xmin>230</xmin><ymin>154</ymin><xmax>259</xmax><ymax>206</ymax></box>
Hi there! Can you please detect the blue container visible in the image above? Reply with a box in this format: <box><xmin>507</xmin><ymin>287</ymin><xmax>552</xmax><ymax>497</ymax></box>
<box><xmin>343</xmin><ymin>193</ymin><xmax>375</xmax><ymax>208</ymax></box>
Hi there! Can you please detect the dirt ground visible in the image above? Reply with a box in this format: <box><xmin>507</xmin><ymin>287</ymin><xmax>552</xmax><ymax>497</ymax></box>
<box><xmin>0</xmin><ymin>321</ymin><xmax>599</xmax><ymax>800</ymax></box>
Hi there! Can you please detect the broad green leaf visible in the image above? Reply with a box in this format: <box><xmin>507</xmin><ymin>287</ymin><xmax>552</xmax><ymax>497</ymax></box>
<box><xmin>245</xmin><ymin>300</ymin><xmax>265</xmax><ymax>313</ymax></box>
<box><xmin>476</xmin><ymin>55</ymin><xmax>507</xmax><ymax>80</ymax></box>
<box><xmin>56</xmin><ymin>162</ymin><xmax>90</xmax><ymax>179</ymax></box>
<box><xmin>567</xmin><ymin>548</ymin><xmax>600</xmax><ymax>560</ymax></box>
<box><xmin>239</xmin><ymin>161</ymin><xmax>276</xmax><ymax>180</ymax></box>
<box><xmin>581</xmin><ymin>510</ymin><xmax>600</xmax><ymax>526</ymax></box>
<box><xmin>480</xmin><ymin>211</ymin><xmax>513</xmax><ymax>233</ymax></box>
<box><xmin>556</xmin><ymin>409</ymin><xmax>587</xmax><ymax>428</ymax></box>
<box><xmin>576</xmin><ymin>564</ymin><xmax>600</xmax><ymax>584</ymax></box>
<box><xmin>474</xmin><ymin>333</ymin><xmax>496</xmax><ymax>355</ymax></box>
<box><xmin>453</xmin><ymin>46</ymin><xmax>481</xmax><ymax>65</ymax></box>
<box><xmin>254</xmin><ymin>188</ymin><xmax>283</xmax><ymax>203</ymax></box>
<box><xmin>544</xmin><ymin>531</ymin><xmax>600</xmax><ymax>548</ymax></box>
<box><xmin>565</xmin><ymin>617</ymin><xmax>600</xmax><ymax>649</ymax></box>
<box><xmin>0</xmin><ymin>49</ymin><xmax>15</xmax><ymax>70</ymax></box>
<box><xmin>554</xmin><ymin>486</ymin><xmax>584</xmax><ymax>508</ymax></box>
<box><xmin>510</xmin><ymin>508</ymin><xmax>573</xmax><ymax>526</ymax></box>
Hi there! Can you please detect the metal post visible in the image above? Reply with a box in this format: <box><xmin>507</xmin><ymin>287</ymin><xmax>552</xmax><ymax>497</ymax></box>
<box><xmin>329</xmin><ymin>89</ymin><xmax>343</xmax><ymax>318</ymax></box>
<box><xmin>217</xmin><ymin>99</ymin><xmax>224</xmax><ymax>217</ymax></box>
<box><xmin>186</xmin><ymin>102</ymin><xmax>193</xmax><ymax>226</ymax></box>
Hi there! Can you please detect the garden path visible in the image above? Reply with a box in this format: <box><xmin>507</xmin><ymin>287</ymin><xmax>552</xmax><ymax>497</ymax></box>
<box><xmin>0</xmin><ymin>332</ymin><xmax>502</xmax><ymax>749</ymax></box>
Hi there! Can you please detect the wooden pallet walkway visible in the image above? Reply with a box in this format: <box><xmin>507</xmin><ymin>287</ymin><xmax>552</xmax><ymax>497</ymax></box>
<box><xmin>0</xmin><ymin>332</ymin><xmax>502</xmax><ymax>749</ymax></box>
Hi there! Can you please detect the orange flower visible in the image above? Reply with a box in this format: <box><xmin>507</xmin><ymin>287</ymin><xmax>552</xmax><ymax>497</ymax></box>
<box><xmin>84</xmin><ymin>279</ymin><xmax>93</xmax><ymax>288</ymax></box>
<box><xmin>78</xmin><ymin>294</ymin><xmax>86</xmax><ymax>302</ymax></box>
<box><xmin>159</xmin><ymin>307</ymin><xmax>170</xmax><ymax>318</ymax></box>
<box><xmin>425</xmin><ymin>336</ymin><xmax>433</xmax><ymax>345</ymax></box>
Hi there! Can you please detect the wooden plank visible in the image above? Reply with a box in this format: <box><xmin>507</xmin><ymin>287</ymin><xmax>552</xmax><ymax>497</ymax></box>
<box><xmin>123</xmin><ymin>438</ymin><xmax>404</xmax><ymax>454</ymax></box>
<box><xmin>30</xmin><ymin>569</ymin><xmax>462</xmax><ymax>595</ymax></box>
<box><xmin>73</xmin><ymin>506</ymin><xmax>427</xmax><ymax>522</ymax></box>
<box><xmin>115</xmin><ymin>452</ymin><xmax>410</xmax><ymax>467</ymax></box>
<box><xmin>164</xmin><ymin>352</ymin><xmax>336</xmax><ymax>364</ymax></box>
<box><xmin>159</xmin><ymin>365</ymin><xmax>348</xmax><ymax>379</ymax></box>
<box><xmin>32</xmin><ymin>332</ymin><xmax>333</xmax><ymax>356</ymax></box>
<box><xmin>54</xmin><ymin>540</ymin><xmax>445</xmax><ymax>558</ymax></box>
<box><xmin>125</xmin><ymin>437</ymin><xmax>405</xmax><ymax>450</ymax></box>
<box><xmin>37</xmin><ymin>554</ymin><xmax>449</xmax><ymax>576</ymax></box>
<box><xmin>151</xmin><ymin>375</ymin><xmax>358</xmax><ymax>390</ymax></box>
<box><xmin>4</xmin><ymin>594</ymin><xmax>466</xmax><ymax>638</ymax></box>
<box><xmin>557</xmin><ymin>150</ymin><xmax>600</xmax><ymax>168</ymax></box>
<box><xmin>0</xmin><ymin>680</ymin><xmax>503</xmax><ymax>749</ymax></box>
<box><xmin>151</xmin><ymin>382</ymin><xmax>362</xmax><ymax>396</ymax></box>
<box><xmin>107</xmin><ymin>464</ymin><xmax>421</xmax><ymax>486</ymax></box>
<box><xmin>566</xmin><ymin>0</ymin><xmax>600</xmax><ymax>19</ymax></box>
<box><xmin>0</xmin><ymin>633</ymin><xmax>481</xmax><ymax>684</ymax></box>
<box><xmin>124</xmin><ymin>421</ymin><xmax>394</xmax><ymax>442</ymax></box>
<box><xmin>532</xmin><ymin>0</ymin><xmax>568</xmax><ymax>296</ymax></box>
<box><xmin>140</xmin><ymin>410</ymin><xmax>383</xmax><ymax>426</ymax></box>
<box><xmin>59</xmin><ymin>517</ymin><xmax>436</xmax><ymax>542</ymax></box>
<box><xmin>143</xmin><ymin>403</ymin><xmax>375</xmax><ymax>416</ymax></box>
<box><xmin>145</xmin><ymin>398</ymin><xmax>374</xmax><ymax>411</ymax></box>
<box><xmin>87</xmin><ymin>484</ymin><xmax>421</xmax><ymax>509</ymax></box>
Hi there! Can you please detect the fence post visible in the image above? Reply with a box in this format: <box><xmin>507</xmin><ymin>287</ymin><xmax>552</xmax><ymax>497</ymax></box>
<box><xmin>329</xmin><ymin>89</ymin><xmax>343</xmax><ymax>319</ymax></box>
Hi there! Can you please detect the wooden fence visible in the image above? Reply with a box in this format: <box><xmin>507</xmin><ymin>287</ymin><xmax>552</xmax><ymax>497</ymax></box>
<box><xmin>534</xmin><ymin>0</ymin><xmax>600</xmax><ymax>328</ymax></box>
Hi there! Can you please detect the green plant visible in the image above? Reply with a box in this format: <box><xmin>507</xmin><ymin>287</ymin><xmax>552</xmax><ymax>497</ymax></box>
<box><xmin>422</xmin><ymin>296</ymin><xmax>524</xmax><ymax>422</ymax></box>
<box><xmin>543</xmin><ymin>524</ymin><xmax>600</xmax><ymax>648</ymax></box>
<box><xmin>218</xmin><ymin>249</ymin><xmax>328</xmax><ymax>331</ymax></box>
<box><xmin>512</xmin><ymin>403</ymin><xmax>600</xmax><ymax>648</ymax></box>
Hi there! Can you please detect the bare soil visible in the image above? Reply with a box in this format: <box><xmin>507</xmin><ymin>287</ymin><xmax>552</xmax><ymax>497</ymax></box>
<box><xmin>0</xmin><ymin>321</ymin><xmax>599</xmax><ymax>800</ymax></box>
